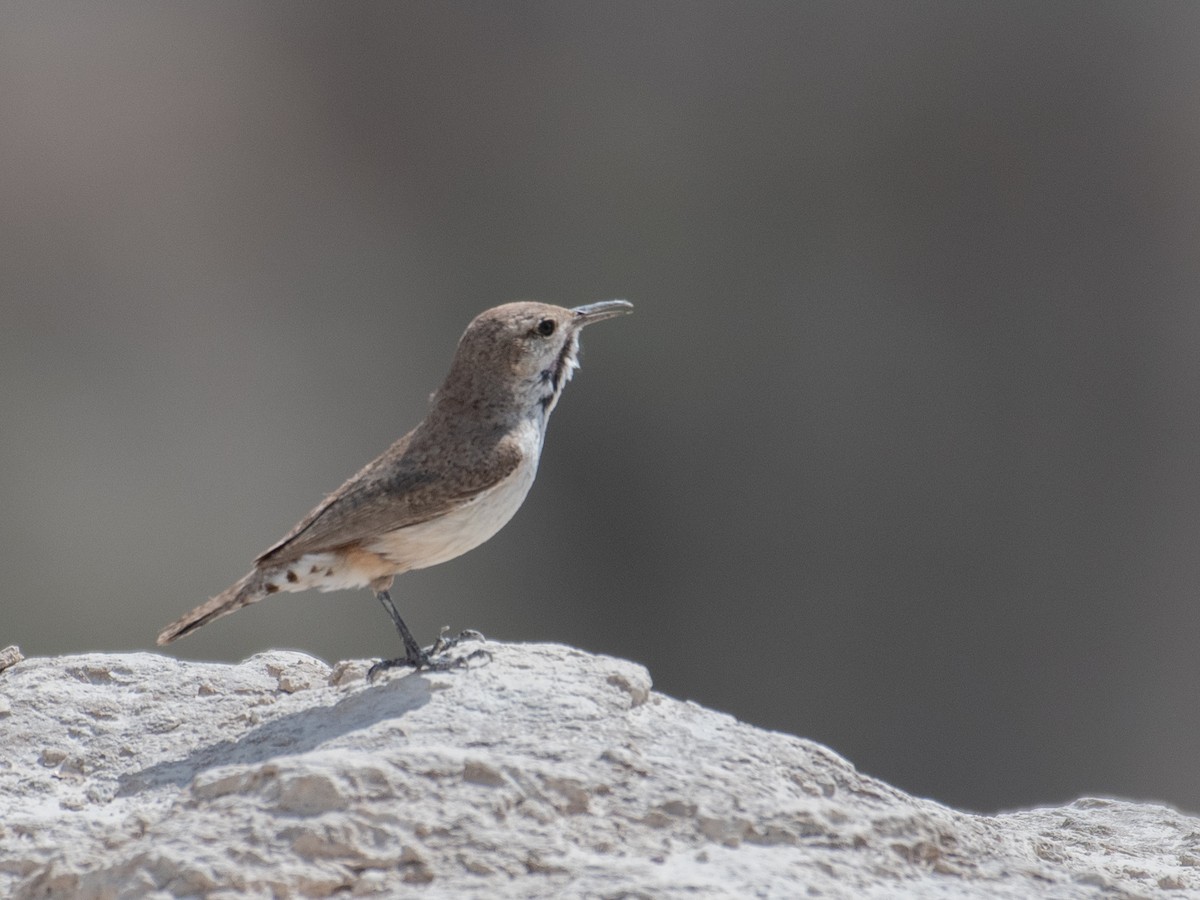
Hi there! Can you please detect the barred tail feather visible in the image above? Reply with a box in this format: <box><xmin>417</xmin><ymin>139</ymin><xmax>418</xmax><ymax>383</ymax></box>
<box><xmin>156</xmin><ymin>570</ymin><xmax>268</xmax><ymax>646</ymax></box>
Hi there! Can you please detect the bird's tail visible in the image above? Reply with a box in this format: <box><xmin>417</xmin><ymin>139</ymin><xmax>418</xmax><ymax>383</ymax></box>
<box><xmin>156</xmin><ymin>569</ymin><xmax>269</xmax><ymax>646</ymax></box>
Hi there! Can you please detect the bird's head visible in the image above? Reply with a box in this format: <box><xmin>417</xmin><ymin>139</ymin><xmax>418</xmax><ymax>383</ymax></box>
<box><xmin>438</xmin><ymin>300</ymin><xmax>633</xmax><ymax>419</ymax></box>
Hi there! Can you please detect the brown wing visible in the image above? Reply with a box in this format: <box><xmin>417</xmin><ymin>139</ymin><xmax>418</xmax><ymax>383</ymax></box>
<box><xmin>255</xmin><ymin>428</ymin><xmax>524</xmax><ymax>567</ymax></box>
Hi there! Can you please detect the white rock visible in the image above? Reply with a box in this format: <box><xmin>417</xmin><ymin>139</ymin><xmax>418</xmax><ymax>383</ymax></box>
<box><xmin>0</xmin><ymin>643</ymin><xmax>1195</xmax><ymax>898</ymax></box>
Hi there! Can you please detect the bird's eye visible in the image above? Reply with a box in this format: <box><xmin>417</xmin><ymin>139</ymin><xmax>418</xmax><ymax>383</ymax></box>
<box><xmin>536</xmin><ymin>319</ymin><xmax>556</xmax><ymax>337</ymax></box>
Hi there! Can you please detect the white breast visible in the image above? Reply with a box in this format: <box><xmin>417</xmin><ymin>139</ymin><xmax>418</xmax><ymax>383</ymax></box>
<box><xmin>367</xmin><ymin>419</ymin><xmax>543</xmax><ymax>572</ymax></box>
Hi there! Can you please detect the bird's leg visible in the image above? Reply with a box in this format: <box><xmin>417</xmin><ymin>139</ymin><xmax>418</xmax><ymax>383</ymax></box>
<box><xmin>375</xmin><ymin>589</ymin><xmax>427</xmax><ymax>663</ymax></box>
<box><xmin>367</xmin><ymin>591</ymin><xmax>490</xmax><ymax>681</ymax></box>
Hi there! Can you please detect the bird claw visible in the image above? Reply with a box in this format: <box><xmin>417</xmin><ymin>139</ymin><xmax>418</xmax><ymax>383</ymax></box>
<box><xmin>366</xmin><ymin>629</ymin><xmax>491</xmax><ymax>682</ymax></box>
<box><xmin>430</xmin><ymin>627</ymin><xmax>486</xmax><ymax>655</ymax></box>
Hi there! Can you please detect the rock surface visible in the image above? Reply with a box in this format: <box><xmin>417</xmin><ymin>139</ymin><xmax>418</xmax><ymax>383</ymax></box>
<box><xmin>0</xmin><ymin>642</ymin><xmax>1196</xmax><ymax>898</ymax></box>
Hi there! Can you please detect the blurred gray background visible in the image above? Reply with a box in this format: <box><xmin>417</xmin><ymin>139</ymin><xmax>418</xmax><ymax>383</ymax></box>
<box><xmin>3</xmin><ymin>2</ymin><xmax>1199</xmax><ymax>815</ymax></box>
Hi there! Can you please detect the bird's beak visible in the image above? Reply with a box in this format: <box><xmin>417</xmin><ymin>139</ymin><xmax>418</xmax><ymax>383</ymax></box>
<box><xmin>571</xmin><ymin>299</ymin><xmax>634</xmax><ymax>326</ymax></box>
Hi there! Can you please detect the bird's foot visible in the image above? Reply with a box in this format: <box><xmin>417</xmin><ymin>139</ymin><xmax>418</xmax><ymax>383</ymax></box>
<box><xmin>430</xmin><ymin>627</ymin><xmax>487</xmax><ymax>656</ymax></box>
<box><xmin>366</xmin><ymin>628</ymin><xmax>490</xmax><ymax>682</ymax></box>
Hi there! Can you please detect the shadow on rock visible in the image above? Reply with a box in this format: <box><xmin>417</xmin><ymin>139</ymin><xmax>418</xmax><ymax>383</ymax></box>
<box><xmin>117</xmin><ymin>675</ymin><xmax>432</xmax><ymax>795</ymax></box>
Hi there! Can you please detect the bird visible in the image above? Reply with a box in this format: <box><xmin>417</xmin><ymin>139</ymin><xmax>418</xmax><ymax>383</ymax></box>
<box><xmin>156</xmin><ymin>300</ymin><xmax>633</xmax><ymax>678</ymax></box>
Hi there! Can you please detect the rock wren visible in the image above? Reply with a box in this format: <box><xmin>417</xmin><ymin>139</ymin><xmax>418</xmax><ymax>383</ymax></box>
<box><xmin>157</xmin><ymin>300</ymin><xmax>633</xmax><ymax>676</ymax></box>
